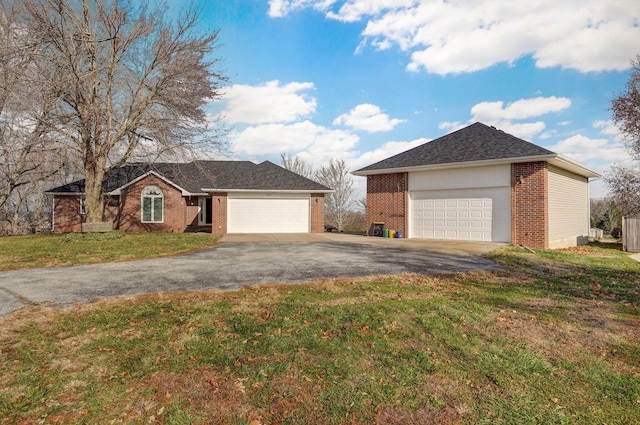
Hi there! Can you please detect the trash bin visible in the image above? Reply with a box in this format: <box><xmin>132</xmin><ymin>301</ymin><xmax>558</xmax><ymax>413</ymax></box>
<box><xmin>383</xmin><ymin>229</ymin><xmax>389</xmax><ymax>238</ymax></box>
<box><xmin>389</xmin><ymin>230</ymin><xmax>396</xmax><ymax>238</ymax></box>
<box><xmin>371</xmin><ymin>222</ymin><xmax>385</xmax><ymax>237</ymax></box>
<box><xmin>395</xmin><ymin>231</ymin><xmax>403</xmax><ymax>238</ymax></box>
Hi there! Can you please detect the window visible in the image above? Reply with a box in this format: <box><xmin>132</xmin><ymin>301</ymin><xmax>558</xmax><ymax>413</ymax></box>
<box><xmin>141</xmin><ymin>185</ymin><xmax>163</xmax><ymax>223</ymax></box>
<box><xmin>79</xmin><ymin>198</ymin><xmax>87</xmax><ymax>215</ymax></box>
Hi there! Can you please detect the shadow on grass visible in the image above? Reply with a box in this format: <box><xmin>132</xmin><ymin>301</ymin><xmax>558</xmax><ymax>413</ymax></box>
<box><xmin>480</xmin><ymin>245</ymin><xmax>640</xmax><ymax>316</ymax></box>
<box><xmin>588</xmin><ymin>240</ymin><xmax>623</xmax><ymax>252</ymax></box>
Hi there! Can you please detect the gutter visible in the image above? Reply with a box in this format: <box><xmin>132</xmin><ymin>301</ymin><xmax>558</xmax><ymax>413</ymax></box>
<box><xmin>352</xmin><ymin>154</ymin><xmax>602</xmax><ymax>179</ymax></box>
<box><xmin>200</xmin><ymin>188</ymin><xmax>334</xmax><ymax>194</ymax></box>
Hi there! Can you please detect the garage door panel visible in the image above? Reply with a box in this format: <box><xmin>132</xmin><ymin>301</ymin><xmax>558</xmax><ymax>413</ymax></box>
<box><xmin>410</xmin><ymin>187</ymin><xmax>510</xmax><ymax>242</ymax></box>
<box><xmin>228</xmin><ymin>195</ymin><xmax>309</xmax><ymax>233</ymax></box>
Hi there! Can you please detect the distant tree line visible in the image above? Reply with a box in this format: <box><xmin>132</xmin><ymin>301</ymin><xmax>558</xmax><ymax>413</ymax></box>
<box><xmin>590</xmin><ymin>198</ymin><xmax>621</xmax><ymax>234</ymax></box>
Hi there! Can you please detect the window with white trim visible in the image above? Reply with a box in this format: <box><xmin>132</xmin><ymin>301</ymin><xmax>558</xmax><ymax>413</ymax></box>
<box><xmin>79</xmin><ymin>197</ymin><xmax>87</xmax><ymax>214</ymax></box>
<box><xmin>141</xmin><ymin>185</ymin><xmax>163</xmax><ymax>223</ymax></box>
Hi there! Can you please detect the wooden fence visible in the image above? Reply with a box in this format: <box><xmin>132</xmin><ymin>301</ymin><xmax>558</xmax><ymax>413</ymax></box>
<box><xmin>622</xmin><ymin>217</ymin><xmax>640</xmax><ymax>252</ymax></box>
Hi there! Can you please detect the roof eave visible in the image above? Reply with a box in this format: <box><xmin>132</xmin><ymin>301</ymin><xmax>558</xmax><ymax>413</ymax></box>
<box><xmin>44</xmin><ymin>191</ymin><xmax>84</xmax><ymax>196</ymax></box>
<box><xmin>108</xmin><ymin>170</ymin><xmax>193</xmax><ymax>196</ymax></box>
<box><xmin>352</xmin><ymin>154</ymin><xmax>558</xmax><ymax>176</ymax></box>
<box><xmin>549</xmin><ymin>155</ymin><xmax>602</xmax><ymax>179</ymax></box>
<box><xmin>352</xmin><ymin>154</ymin><xmax>602</xmax><ymax>179</ymax></box>
<box><xmin>200</xmin><ymin>188</ymin><xmax>334</xmax><ymax>194</ymax></box>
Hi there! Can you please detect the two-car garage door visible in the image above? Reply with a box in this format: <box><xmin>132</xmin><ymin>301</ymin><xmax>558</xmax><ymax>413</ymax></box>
<box><xmin>227</xmin><ymin>193</ymin><xmax>310</xmax><ymax>233</ymax></box>
<box><xmin>410</xmin><ymin>188</ymin><xmax>510</xmax><ymax>242</ymax></box>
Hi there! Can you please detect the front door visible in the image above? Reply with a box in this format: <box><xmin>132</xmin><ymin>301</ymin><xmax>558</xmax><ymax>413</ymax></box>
<box><xmin>198</xmin><ymin>197</ymin><xmax>212</xmax><ymax>226</ymax></box>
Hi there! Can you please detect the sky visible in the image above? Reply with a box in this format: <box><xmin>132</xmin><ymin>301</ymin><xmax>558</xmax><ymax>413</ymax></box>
<box><xmin>184</xmin><ymin>0</ymin><xmax>639</xmax><ymax>198</ymax></box>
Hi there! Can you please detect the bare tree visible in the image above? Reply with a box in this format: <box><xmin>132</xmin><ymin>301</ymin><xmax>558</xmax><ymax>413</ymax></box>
<box><xmin>315</xmin><ymin>159</ymin><xmax>354</xmax><ymax>231</ymax></box>
<box><xmin>606</xmin><ymin>165</ymin><xmax>640</xmax><ymax>217</ymax></box>
<box><xmin>611</xmin><ymin>55</ymin><xmax>640</xmax><ymax>159</ymax></box>
<box><xmin>22</xmin><ymin>0</ymin><xmax>227</xmax><ymax>223</ymax></box>
<box><xmin>280</xmin><ymin>153</ymin><xmax>316</xmax><ymax>180</ymax></box>
<box><xmin>608</xmin><ymin>55</ymin><xmax>640</xmax><ymax>216</ymax></box>
<box><xmin>0</xmin><ymin>1</ymin><xmax>69</xmax><ymax>233</ymax></box>
<box><xmin>279</xmin><ymin>155</ymin><xmax>358</xmax><ymax>231</ymax></box>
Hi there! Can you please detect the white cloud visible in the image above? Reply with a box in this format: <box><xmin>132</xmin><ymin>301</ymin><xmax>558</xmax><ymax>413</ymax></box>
<box><xmin>223</xmin><ymin>80</ymin><xmax>317</xmax><ymax>125</ymax></box>
<box><xmin>268</xmin><ymin>0</ymin><xmax>336</xmax><ymax>18</ymax></box>
<box><xmin>494</xmin><ymin>121</ymin><xmax>548</xmax><ymax>140</ymax></box>
<box><xmin>349</xmin><ymin>138</ymin><xmax>428</xmax><ymax>171</ymax></box>
<box><xmin>438</xmin><ymin>121</ymin><xmax>465</xmax><ymax>133</ymax></box>
<box><xmin>325</xmin><ymin>0</ymin><xmax>414</xmax><ymax>23</ymax></box>
<box><xmin>333</xmin><ymin>103</ymin><xmax>405</xmax><ymax>132</ymax></box>
<box><xmin>547</xmin><ymin>134</ymin><xmax>630</xmax><ymax>163</ymax></box>
<box><xmin>272</xmin><ymin>0</ymin><xmax>640</xmax><ymax>75</ymax></box>
<box><xmin>232</xmin><ymin>120</ymin><xmax>359</xmax><ymax>161</ymax></box>
<box><xmin>594</xmin><ymin>120</ymin><xmax>623</xmax><ymax>137</ymax></box>
<box><xmin>470</xmin><ymin>97</ymin><xmax>572</xmax><ymax>121</ymax></box>
<box><xmin>443</xmin><ymin>96</ymin><xmax>572</xmax><ymax>140</ymax></box>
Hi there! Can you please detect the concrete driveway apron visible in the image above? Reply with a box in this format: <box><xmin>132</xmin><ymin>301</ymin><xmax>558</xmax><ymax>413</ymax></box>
<box><xmin>0</xmin><ymin>235</ymin><xmax>502</xmax><ymax>317</ymax></box>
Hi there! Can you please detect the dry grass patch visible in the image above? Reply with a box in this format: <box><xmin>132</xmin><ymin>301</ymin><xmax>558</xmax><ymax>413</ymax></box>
<box><xmin>1</xmin><ymin>244</ymin><xmax>639</xmax><ymax>424</ymax></box>
<box><xmin>0</xmin><ymin>232</ymin><xmax>220</xmax><ymax>271</ymax></box>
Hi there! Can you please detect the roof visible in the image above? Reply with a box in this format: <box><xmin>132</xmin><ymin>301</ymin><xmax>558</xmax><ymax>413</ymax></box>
<box><xmin>46</xmin><ymin>160</ymin><xmax>332</xmax><ymax>195</ymax></box>
<box><xmin>353</xmin><ymin>122</ymin><xmax>601</xmax><ymax>179</ymax></box>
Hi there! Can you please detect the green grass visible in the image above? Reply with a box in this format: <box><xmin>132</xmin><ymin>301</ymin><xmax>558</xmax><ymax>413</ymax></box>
<box><xmin>0</xmin><ymin>243</ymin><xmax>639</xmax><ymax>424</ymax></box>
<box><xmin>0</xmin><ymin>232</ymin><xmax>220</xmax><ymax>270</ymax></box>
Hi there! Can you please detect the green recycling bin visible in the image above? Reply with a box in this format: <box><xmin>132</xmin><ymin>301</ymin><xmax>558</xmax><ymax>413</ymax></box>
<box><xmin>383</xmin><ymin>229</ymin><xmax>389</xmax><ymax>238</ymax></box>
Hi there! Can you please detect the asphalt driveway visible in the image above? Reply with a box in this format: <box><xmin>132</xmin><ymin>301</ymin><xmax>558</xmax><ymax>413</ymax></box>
<box><xmin>0</xmin><ymin>238</ymin><xmax>501</xmax><ymax>317</ymax></box>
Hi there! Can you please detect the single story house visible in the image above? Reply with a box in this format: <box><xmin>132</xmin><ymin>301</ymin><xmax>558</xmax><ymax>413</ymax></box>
<box><xmin>353</xmin><ymin>122</ymin><xmax>602</xmax><ymax>249</ymax></box>
<box><xmin>46</xmin><ymin>160</ymin><xmax>332</xmax><ymax>234</ymax></box>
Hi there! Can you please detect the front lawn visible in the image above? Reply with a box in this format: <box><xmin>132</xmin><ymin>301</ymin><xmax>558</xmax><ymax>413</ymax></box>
<box><xmin>0</xmin><ymin>232</ymin><xmax>220</xmax><ymax>271</ymax></box>
<box><xmin>0</xmin><ymin>243</ymin><xmax>638</xmax><ymax>424</ymax></box>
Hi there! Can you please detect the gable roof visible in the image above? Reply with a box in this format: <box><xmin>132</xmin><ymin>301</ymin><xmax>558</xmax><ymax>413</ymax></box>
<box><xmin>353</xmin><ymin>122</ymin><xmax>600</xmax><ymax>178</ymax></box>
<box><xmin>46</xmin><ymin>160</ymin><xmax>332</xmax><ymax>195</ymax></box>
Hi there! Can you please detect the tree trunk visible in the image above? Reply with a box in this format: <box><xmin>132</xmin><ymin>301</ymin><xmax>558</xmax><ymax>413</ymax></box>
<box><xmin>83</xmin><ymin>161</ymin><xmax>106</xmax><ymax>223</ymax></box>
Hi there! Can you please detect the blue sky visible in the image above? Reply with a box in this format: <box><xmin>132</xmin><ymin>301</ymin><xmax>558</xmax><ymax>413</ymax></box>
<box><xmin>187</xmin><ymin>0</ymin><xmax>639</xmax><ymax>198</ymax></box>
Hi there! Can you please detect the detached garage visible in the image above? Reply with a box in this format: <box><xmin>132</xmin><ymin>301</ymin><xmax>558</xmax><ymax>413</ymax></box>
<box><xmin>353</xmin><ymin>122</ymin><xmax>601</xmax><ymax>249</ymax></box>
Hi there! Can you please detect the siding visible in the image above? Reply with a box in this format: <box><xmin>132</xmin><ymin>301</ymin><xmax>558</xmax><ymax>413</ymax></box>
<box><xmin>409</xmin><ymin>164</ymin><xmax>511</xmax><ymax>191</ymax></box>
<box><xmin>547</xmin><ymin>165</ymin><xmax>589</xmax><ymax>248</ymax></box>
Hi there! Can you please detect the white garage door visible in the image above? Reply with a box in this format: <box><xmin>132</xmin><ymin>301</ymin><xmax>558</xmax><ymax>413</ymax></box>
<box><xmin>227</xmin><ymin>193</ymin><xmax>310</xmax><ymax>233</ymax></box>
<box><xmin>410</xmin><ymin>188</ymin><xmax>510</xmax><ymax>242</ymax></box>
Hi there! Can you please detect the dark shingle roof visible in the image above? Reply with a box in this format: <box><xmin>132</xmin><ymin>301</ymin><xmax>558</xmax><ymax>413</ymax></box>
<box><xmin>46</xmin><ymin>160</ymin><xmax>331</xmax><ymax>194</ymax></box>
<box><xmin>355</xmin><ymin>122</ymin><xmax>555</xmax><ymax>174</ymax></box>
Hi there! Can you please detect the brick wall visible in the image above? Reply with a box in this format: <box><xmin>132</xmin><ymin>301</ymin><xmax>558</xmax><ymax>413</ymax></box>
<box><xmin>511</xmin><ymin>162</ymin><xmax>548</xmax><ymax>249</ymax></box>
<box><xmin>310</xmin><ymin>194</ymin><xmax>325</xmax><ymax>233</ymax></box>
<box><xmin>53</xmin><ymin>195</ymin><xmax>120</xmax><ymax>233</ymax></box>
<box><xmin>54</xmin><ymin>186</ymin><xmax>323</xmax><ymax>234</ymax></box>
<box><xmin>117</xmin><ymin>175</ymin><xmax>188</xmax><ymax>232</ymax></box>
<box><xmin>366</xmin><ymin>173</ymin><xmax>408</xmax><ymax>237</ymax></box>
<box><xmin>185</xmin><ymin>197</ymin><xmax>200</xmax><ymax>227</ymax></box>
<box><xmin>53</xmin><ymin>196</ymin><xmax>83</xmax><ymax>233</ymax></box>
<box><xmin>211</xmin><ymin>192</ymin><xmax>228</xmax><ymax>234</ymax></box>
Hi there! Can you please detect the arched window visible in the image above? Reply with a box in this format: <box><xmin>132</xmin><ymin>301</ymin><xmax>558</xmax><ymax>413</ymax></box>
<box><xmin>141</xmin><ymin>185</ymin><xmax>163</xmax><ymax>223</ymax></box>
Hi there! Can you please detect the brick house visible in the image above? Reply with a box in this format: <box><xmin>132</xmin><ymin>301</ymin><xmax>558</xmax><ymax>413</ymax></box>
<box><xmin>353</xmin><ymin>122</ymin><xmax>601</xmax><ymax>249</ymax></box>
<box><xmin>46</xmin><ymin>160</ymin><xmax>332</xmax><ymax>234</ymax></box>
